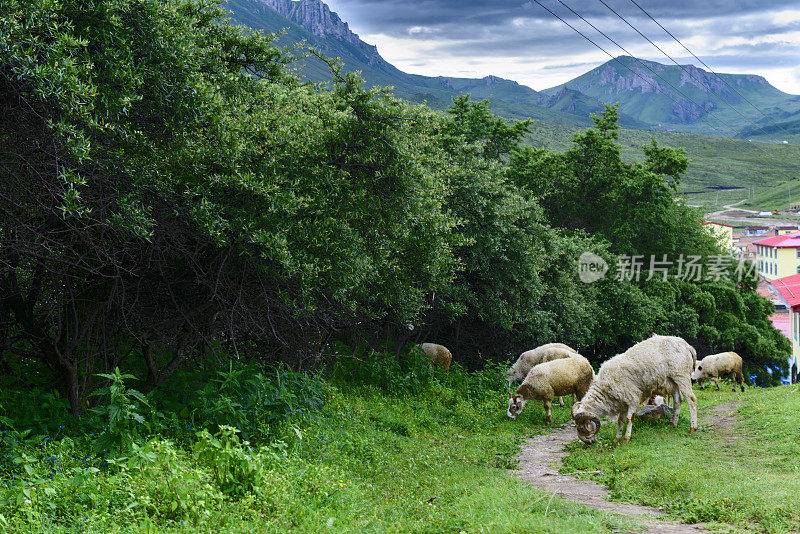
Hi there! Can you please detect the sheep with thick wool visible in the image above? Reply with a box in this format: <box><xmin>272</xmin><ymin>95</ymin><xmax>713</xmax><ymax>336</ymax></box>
<box><xmin>507</xmin><ymin>354</ymin><xmax>594</xmax><ymax>424</ymax></box>
<box><xmin>506</xmin><ymin>343</ymin><xmax>578</xmax><ymax>384</ymax></box>
<box><xmin>691</xmin><ymin>351</ymin><xmax>745</xmax><ymax>392</ymax></box>
<box><xmin>418</xmin><ymin>343</ymin><xmax>452</xmax><ymax>372</ymax></box>
<box><xmin>506</xmin><ymin>344</ymin><xmax>578</xmax><ymax>406</ymax></box>
<box><xmin>571</xmin><ymin>335</ymin><xmax>697</xmax><ymax>444</ymax></box>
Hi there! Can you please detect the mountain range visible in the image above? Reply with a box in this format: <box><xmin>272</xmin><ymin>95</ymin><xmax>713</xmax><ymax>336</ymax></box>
<box><xmin>226</xmin><ymin>0</ymin><xmax>800</xmax><ymax>142</ymax></box>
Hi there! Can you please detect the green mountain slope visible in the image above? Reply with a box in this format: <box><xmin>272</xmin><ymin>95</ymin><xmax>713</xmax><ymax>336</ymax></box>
<box><xmin>225</xmin><ymin>0</ymin><xmax>645</xmax><ymax>128</ymax></box>
<box><xmin>737</xmin><ymin>115</ymin><xmax>800</xmax><ymax>143</ymax></box>
<box><xmin>545</xmin><ymin>56</ymin><xmax>800</xmax><ymax>139</ymax></box>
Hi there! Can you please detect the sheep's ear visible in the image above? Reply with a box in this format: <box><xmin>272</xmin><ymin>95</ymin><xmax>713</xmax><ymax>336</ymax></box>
<box><xmin>571</xmin><ymin>401</ymin><xmax>582</xmax><ymax>418</ymax></box>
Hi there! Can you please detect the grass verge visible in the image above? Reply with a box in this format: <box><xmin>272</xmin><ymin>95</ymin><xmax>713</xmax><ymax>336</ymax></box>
<box><xmin>562</xmin><ymin>384</ymin><xmax>800</xmax><ymax>532</ymax></box>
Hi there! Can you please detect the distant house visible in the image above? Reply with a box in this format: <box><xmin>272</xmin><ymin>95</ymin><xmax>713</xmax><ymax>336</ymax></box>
<box><xmin>702</xmin><ymin>221</ymin><xmax>734</xmax><ymax>252</ymax></box>
<box><xmin>775</xmin><ymin>226</ymin><xmax>800</xmax><ymax>235</ymax></box>
<box><xmin>744</xmin><ymin>226</ymin><xmax>769</xmax><ymax>237</ymax></box>
<box><xmin>733</xmin><ymin>232</ymin><xmax>763</xmax><ymax>259</ymax></box>
<box><xmin>754</xmin><ymin>232</ymin><xmax>800</xmax><ymax>280</ymax></box>
<box><xmin>769</xmin><ymin>275</ymin><xmax>800</xmax><ymax>383</ymax></box>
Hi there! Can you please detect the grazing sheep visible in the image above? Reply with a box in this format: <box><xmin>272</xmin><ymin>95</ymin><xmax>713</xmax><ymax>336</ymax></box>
<box><xmin>507</xmin><ymin>354</ymin><xmax>594</xmax><ymax>424</ymax></box>
<box><xmin>691</xmin><ymin>351</ymin><xmax>745</xmax><ymax>392</ymax></box>
<box><xmin>506</xmin><ymin>343</ymin><xmax>579</xmax><ymax>406</ymax></box>
<box><xmin>571</xmin><ymin>335</ymin><xmax>697</xmax><ymax>444</ymax></box>
<box><xmin>418</xmin><ymin>343</ymin><xmax>452</xmax><ymax>372</ymax></box>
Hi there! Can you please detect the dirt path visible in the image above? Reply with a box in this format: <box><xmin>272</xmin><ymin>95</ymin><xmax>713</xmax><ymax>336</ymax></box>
<box><xmin>705</xmin><ymin>207</ymin><xmax>798</xmax><ymax>226</ymax></box>
<box><xmin>513</xmin><ymin>423</ymin><xmax>707</xmax><ymax>533</ymax></box>
<box><xmin>705</xmin><ymin>401</ymin><xmax>745</xmax><ymax>444</ymax></box>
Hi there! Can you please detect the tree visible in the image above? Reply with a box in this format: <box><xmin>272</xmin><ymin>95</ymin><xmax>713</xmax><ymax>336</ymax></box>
<box><xmin>0</xmin><ymin>0</ymin><xmax>459</xmax><ymax>413</ymax></box>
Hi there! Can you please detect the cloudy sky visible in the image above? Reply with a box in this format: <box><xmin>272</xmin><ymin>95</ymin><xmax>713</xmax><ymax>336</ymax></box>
<box><xmin>322</xmin><ymin>0</ymin><xmax>800</xmax><ymax>93</ymax></box>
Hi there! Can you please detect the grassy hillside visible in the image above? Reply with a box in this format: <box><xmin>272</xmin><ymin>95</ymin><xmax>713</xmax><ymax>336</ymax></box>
<box><xmin>738</xmin><ymin>178</ymin><xmax>800</xmax><ymax>211</ymax></box>
<box><xmin>4</xmin><ymin>355</ymin><xmax>799</xmax><ymax>533</ymax></box>
<box><xmin>739</xmin><ymin>115</ymin><xmax>800</xmax><ymax>144</ymax></box>
<box><xmin>525</xmin><ymin>120</ymin><xmax>800</xmax><ymax>206</ymax></box>
<box><xmin>563</xmin><ymin>385</ymin><xmax>800</xmax><ymax>532</ymax></box>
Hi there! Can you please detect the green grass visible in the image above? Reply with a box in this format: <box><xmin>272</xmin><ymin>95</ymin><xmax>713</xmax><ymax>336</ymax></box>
<box><xmin>6</xmin><ymin>358</ymin><xmax>800</xmax><ymax>533</ymax></box>
<box><xmin>562</xmin><ymin>385</ymin><xmax>800</xmax><ymax>532</ymax></box>
<box><xmin>0</xmin><ymin>365</ymin><xmax>643</xmax><ymax>533</ymax></box>
<box><xmin>525</xmin><ymin>121</ymin><xmax>800</xmax><ymax>198</ymax></box>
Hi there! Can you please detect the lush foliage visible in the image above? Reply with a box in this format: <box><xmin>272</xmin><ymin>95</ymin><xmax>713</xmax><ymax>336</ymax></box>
<box><xmin>0</xmin><ymin>358</ymin><xmax>645</xmax><ymax>533</ymax></box>
<box><xmin>0</xmin><ymin>0</ymin><xmax>788</xmax><ymax>419</ymax></box>
<box><xmin>0</xmin><ymin>0</ymin><xmax>459</xmax><ymax>415</ymax></box>
<box><xmin>0</xmin><ymin>1</ymin><xmax>794</xmax><ymax>531</ymax></box>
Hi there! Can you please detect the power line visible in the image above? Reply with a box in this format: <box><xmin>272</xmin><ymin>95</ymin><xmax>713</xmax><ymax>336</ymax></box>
<box><xmin>552</xmin><ymin>0</ymin><xmax>742</xmax><ymax>137</ymax></box>
<box><xmin>627</xmin><ymin>0</ymin><xmax>792</xmax><ymax>137</ymax></box>
<box><xmin>596</xmin><ymin>0</ymin><xmax>773</xmax><ymax>138</ymax></box>
<box><xmin>530</xmin><ymin>0</ymin><xmax>731</xmax><ymax>137</ymax></box>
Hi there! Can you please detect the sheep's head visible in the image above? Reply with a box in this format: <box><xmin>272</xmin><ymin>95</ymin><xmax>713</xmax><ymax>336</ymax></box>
<box><xmin>691</xmin><ymin>364</ymin><xmax>710</xmax><ymax>383</ymax></box>
<box><xmin>506</xmin><ymin>367</ymin><xmax>522</xmax><ymax>386</ymax></box>
<box><xmin>507</xmin><ymin>393</ymin><xmax>527</xmax><ymax>420</ymax></box>
<box><xmin>572</xmin><ymin>402</ymin><xmax>601</xmax><ymax>444</ymax></box>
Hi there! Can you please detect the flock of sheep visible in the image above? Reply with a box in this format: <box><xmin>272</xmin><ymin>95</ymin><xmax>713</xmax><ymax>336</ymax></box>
<box><xmin>420</xmin><ymin>336</ymin><xmax>746</xmax><ymax>445</ymax></box>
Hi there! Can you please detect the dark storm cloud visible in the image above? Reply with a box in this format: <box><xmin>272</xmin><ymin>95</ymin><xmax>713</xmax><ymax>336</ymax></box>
<box><xmin>330</xmin><ymin>0</ymin><xmax>800</xmax><ymax>36</ymax></box>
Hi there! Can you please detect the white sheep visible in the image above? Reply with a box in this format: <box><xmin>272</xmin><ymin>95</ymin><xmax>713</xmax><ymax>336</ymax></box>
<box><xmin>571</xmin><ymin>335</ymin><xmax>697</xmax><ymax>444</ymax></box>
<box><xmin>506</xmin><ymin>354</ymin><xmax>594</xmax><ymax>424</ymax></box>
<box><xmin>691</xmin><ymin>351</ymin><xmax>745</xmax><ymax>392</ymax></box>
<box><xmin>418</xmin><ymin>343</ymin><xmax>452</xmax><ymax>372</ymax></box>
<box><xmin>506</xmin><ymin>343</ymin><xmax>578</xmax><ymax>406</ymax></box>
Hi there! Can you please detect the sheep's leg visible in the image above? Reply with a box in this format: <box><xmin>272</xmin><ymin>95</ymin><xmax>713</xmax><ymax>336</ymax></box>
<box><xmin>558</xmin><ymin>396</ymin><xmax>564</xmax><ymax>407</ymax></box>
<box><xmin>622</xmin><ymin>407</ymin><xmax>635</xmax><ymax>443</ymax></box>
<box><xmin>670</xmin><ymin>389</ymin><xmax>682</xmax><ymax>427</ymax></box>
<box><xmin>543</xmin><ymin>399</ymin><xmax>552</xmax><ymax>424</ymax></box>
<box><xmin>674</xmin><ymin>378</ymin><xmax>697</xmax><ymax>433</ymax></box>
<box><xmin>614</xmin><ymin>415</ymin><xmax>626</xmax><ymax>443</ymax></box>
<box><xmin>714</xmin><ymin>377</ymin><xmax>720</xmax><ymax>390</ymax></box>
<box><xmin>737</xmin><ymin>370</ymin><xmax>745</xmax><ymax>392</ymax></box>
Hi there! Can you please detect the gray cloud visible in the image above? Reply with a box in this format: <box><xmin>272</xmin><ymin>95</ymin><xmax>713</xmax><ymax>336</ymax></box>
<box><xmin>324</xmin><ymin>0</ymin><xmax>800</xmax><ymax>92</ymax></box>
<box><xmin>330</xmin><ymin>0</ymin><xmax>800</xmax><ymax>34</ymax></box>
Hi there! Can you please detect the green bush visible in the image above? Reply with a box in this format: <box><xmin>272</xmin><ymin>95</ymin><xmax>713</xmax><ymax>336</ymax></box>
<box><xmin>195</xmin><ymin>425</ymin><xmax>282</xmax><ymax>499</ymax></box>
<box><xmin>179</xmin><ymin>365</ymin><xmax>326</xmax><ymax>442</ymax></box>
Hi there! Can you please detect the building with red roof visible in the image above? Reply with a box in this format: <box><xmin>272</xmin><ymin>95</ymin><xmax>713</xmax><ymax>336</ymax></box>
<box><xmin>753</xmin><ymin>232</ymin><xmax>800</xmax><ymax>280</ymax></box>
<box><xmin>769</xmin><ymin>274</ymin><xmax>800</xmax><ymax>383</ymax></box>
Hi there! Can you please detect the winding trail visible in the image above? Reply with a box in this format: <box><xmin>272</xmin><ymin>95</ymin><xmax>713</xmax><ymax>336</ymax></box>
<box><xmin>513</xmin><ymin>423</ymin><xmax>708</xmax><ymax>533</ymax></box>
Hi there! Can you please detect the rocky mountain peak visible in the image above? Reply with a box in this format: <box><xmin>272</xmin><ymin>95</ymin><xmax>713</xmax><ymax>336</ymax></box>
<box><xmin>259</xmin><ymin>0</ymin><xmax>361</xmax><ymax>45</ymax></box>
